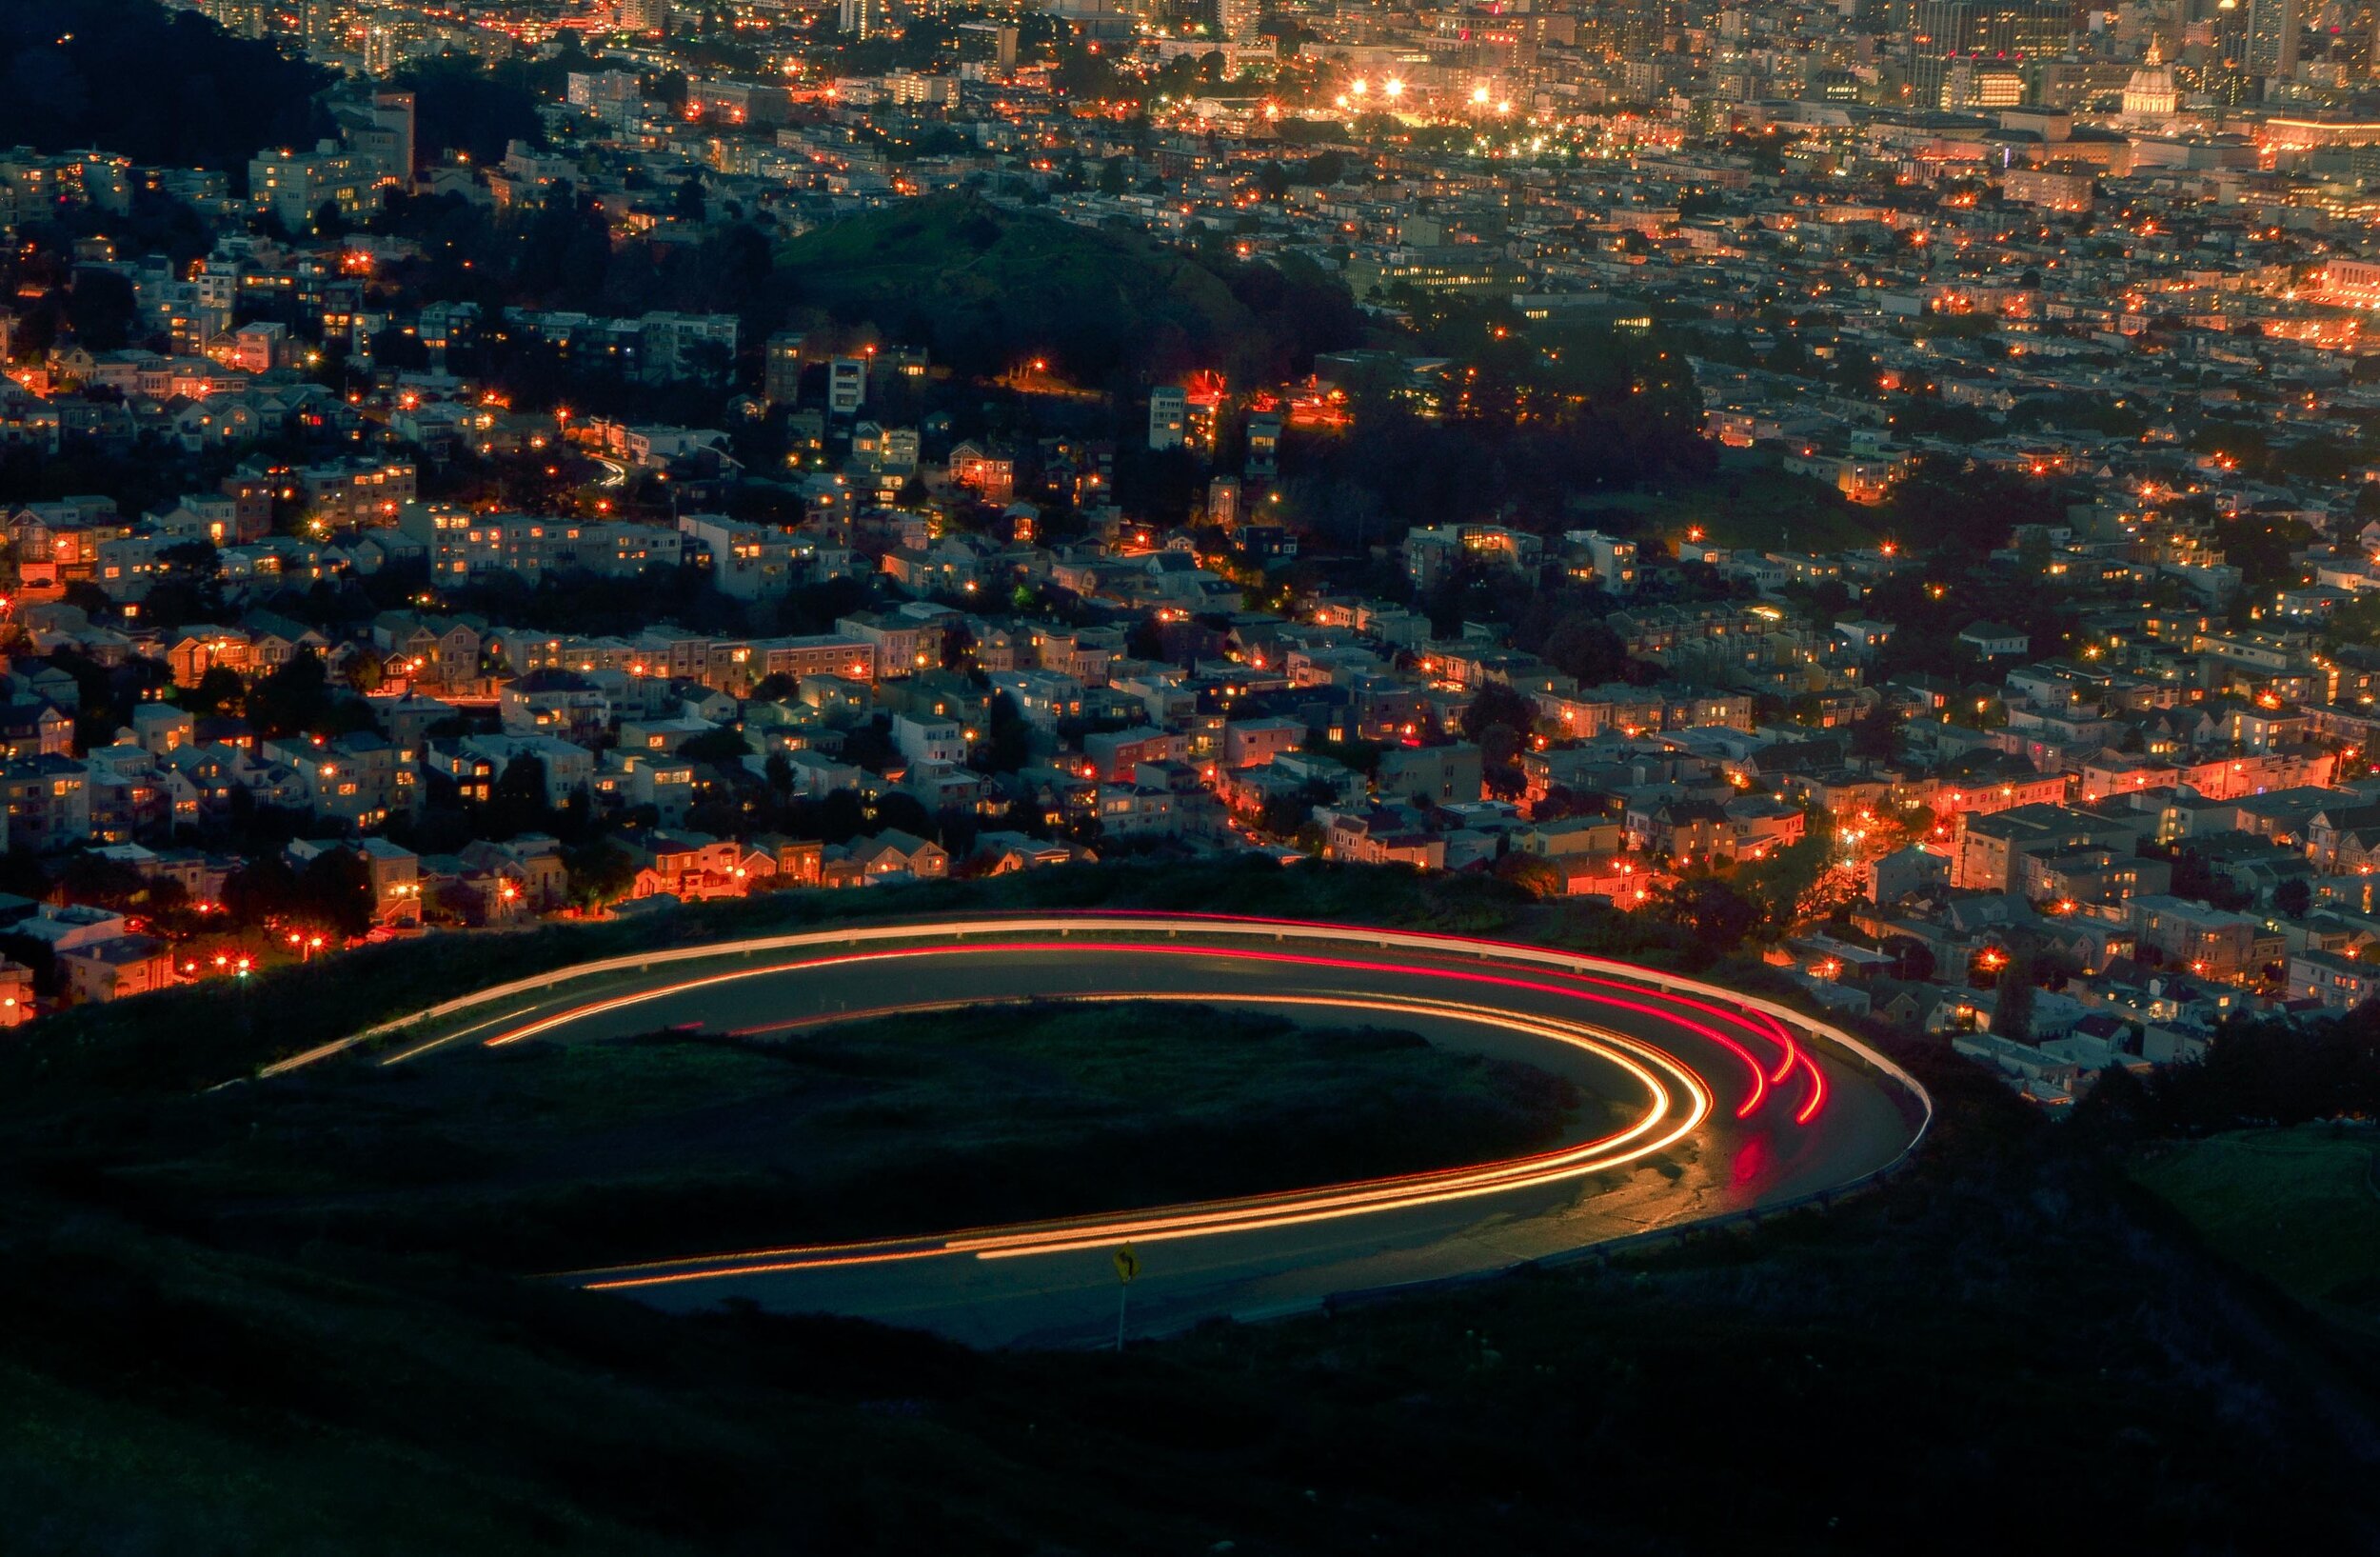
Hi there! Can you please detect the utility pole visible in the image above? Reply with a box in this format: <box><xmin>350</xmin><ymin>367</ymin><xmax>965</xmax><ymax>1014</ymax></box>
<box><xmin>1112</xmin><ymin>1244</ymin><xmax>1140</xmax><ymax>1352</ymax></box>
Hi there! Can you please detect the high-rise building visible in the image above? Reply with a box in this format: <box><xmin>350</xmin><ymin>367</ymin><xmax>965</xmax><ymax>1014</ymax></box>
<box><xmin>764</xmin><ymin>331</ymin><xmax>807</xmax><ymax>406</ymax></box>
<box><xmin>839</xmin><ymin>0</ymin><xmax>886</xmax><ymax>36</ymax></box>
<box><xmin>2335</xmin><ymin>3</ymin><xmax>2380</xmax><ymax>79</ymax></box>
<box><xmin>620</xmin><ymin>0</ymin><xmax>670</xmax><ymax>34</ymax></box>
<box><xmin>2246</xmin><ymin>0</ymin><xmax>2297</xmax><ymax>82</ymax></box>
<box><xmin>2209</xmin><ymin>0</ymin><xmax>2256</xmax><ymax>103</ymax></box>
<box><xmin>1908</xmin><ymin>0</ymin><xmax>2071</xmax><ymax>107</ymax></box>
<box><xmin>1218</xmin><ymin>0</ymin><xmax>1261</xmax><ymax>42</ymax></box>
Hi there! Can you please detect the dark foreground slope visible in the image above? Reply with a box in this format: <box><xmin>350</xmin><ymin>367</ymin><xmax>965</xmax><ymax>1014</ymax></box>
<box><xmin>3</xmin><ymin>866</ymin><xmax>2377</xmax><ymax>1553</ymax></box>
<box><xmin>72</xmin><ymin>1003</ymin><xmax>1582</xmax><ymax>1273</ymax></box>
<box><xmin>6</xmin><ymin>1047</ymin><xmax>2376</xmax><ymax>1554</ymax></box>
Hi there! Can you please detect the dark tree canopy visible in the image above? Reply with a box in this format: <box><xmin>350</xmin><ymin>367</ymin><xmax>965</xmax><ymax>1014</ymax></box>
<box><xmin>0</xmin><ymin>0</ymin><xmax>330</xmax><ymax>190</ymax></box>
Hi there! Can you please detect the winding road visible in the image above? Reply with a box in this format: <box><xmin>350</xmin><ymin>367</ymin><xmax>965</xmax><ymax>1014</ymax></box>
<box><xmin>295</xmin><ymin>914</ymin><xmax>1932</xmax><ymax>1347</ymax></box>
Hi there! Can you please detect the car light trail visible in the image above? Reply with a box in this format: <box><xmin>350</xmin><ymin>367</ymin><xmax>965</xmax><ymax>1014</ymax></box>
<box><xmin>296</xmin><ymin>913</ymin><xmax>1933</xmax><ymax>1325</ymax></box>
<box><xmin>481</xmin><ymin>940</ymin><xmax>1786</xmax><ymax>1121</ymax></box>
<box><xmin>572</xmin><ymin>989</ymin><xmax>1706</xmax><ymax>1291</ymax></box>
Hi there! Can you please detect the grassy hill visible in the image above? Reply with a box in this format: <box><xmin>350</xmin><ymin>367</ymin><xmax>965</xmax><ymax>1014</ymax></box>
<box><xmin>4</xmin><ymin>1048</ymin><xmax>2374</xmax><ymax>1554</ymax></box>
<box><xmin>79</xmin><ymin>1003</ymin><xmax>1584</xmax><ymax>1273</ymax></box>
<box><xmin>777</xmin><ymin>196</ymin><xmax>1355</xmax><ymax>387</ymax></box>
<box><xmin>4</xmin><ymin>866</ymin><xmax>2377</xmax><ymax>1552</ymax></box>
<box><xmin>2133</xmin><ymin>1124</ymin><xmax>2380</xmax><ymax>1338</ymax></box>
<box><xmin>0</xmin><ymin>857</ymin><xmax>1678</xmax><ymax>1106</ymax></box>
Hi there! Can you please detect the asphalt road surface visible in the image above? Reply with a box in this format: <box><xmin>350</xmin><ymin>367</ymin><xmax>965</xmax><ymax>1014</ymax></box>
<box><xmin>346</xmin><ymin>918</ymin><xmax>1929</xmax><ymax>1347</ymax></box>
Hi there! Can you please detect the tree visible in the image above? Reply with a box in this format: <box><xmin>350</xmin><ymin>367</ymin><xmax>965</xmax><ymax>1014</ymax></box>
<box><xmin>180</xmin><ymin>665</ymin><xmax>246</xmax><ymax>718</ymax></box>
<box><xmin>1991</xmin><ymin>962</ymin><xmax>2035</xmax><ymax>1042</ymax></box>
<box><xmin>679</xmin><ymin>728</ymin><xmax>753</xmax><ymax>764</ymax></box>
<box><xmin>394</xmin><ymin>51</ymin><xmax>547</xmax><ymax>166</ymax></box>
<box><xmin>2273</xmin><ymin>877</ymin><xmax>2312</xmax><ymax>919</ymax></box>
<box><xmin>65</xmin><ymin>269</ymin><xmax>137</xmax><ymax>349</ymax></box>
<box><xmin>1541</xmin><ymin>614</ymin><xmax>1633</xmax><ymax>686</ymax></box>
<box><xmin>982</xmin><ymin>691</ymin><xmax>1031</xmax><ymax>773</ymax></box>
<box><xmin>1458</xmin><ymin>681</ymin><xmax>1536</xmax><ymax>744</ymax></box>
<box><xmin>1883</xmin><ymin>935</ymin><xmax>1935</xmax><ymax>983</ymax></box>
<box><xmin>246</xmin><ymin>650</ymin><xmax>336</xmax><ymax>738</ymax></box>
<box><xmin>565</xmin><ymin>837</ymin><xmax>638</xmax><ymax>908</ymax></box>
<box><xmin>1493</xmin><ymin>852</ymin><xmax>1563</xmax><ymax>898</ymax></box>
<box><xmin>487</xmin><ymin>754</ymin><xmax>553</xmax><ymax>837</ymax></box>
<box><xmin>1655</xmin><ymin>877</ymin><xmax>1760</xmax><ymax>966</ymax></box>
<box><xmin>1886</xmin><ymin>454</ymin><xmax>2062</xmax><ymax>558</ymax></box>
<box><xmin>1847</xmin><ymin>709</ymin><xmax>1897</xmax><ymax>765</ymax></box>
<box><xmin>301</xmin><ymin>849</ymin><xmax>375</xmax><ymax>939</ymax></box>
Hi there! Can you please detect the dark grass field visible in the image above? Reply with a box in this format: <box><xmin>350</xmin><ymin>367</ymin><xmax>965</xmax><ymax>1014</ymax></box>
<box><xmin>4</xmin><ymin>868</ymin><xmax>2378</xmax><ymax>1554</ymax></box>
<box><xmin>5</xmin><ymin>1042</ymin><xmax>2375</xmax><ymax>1554</ymax></box>
<box><xmin>45</xmin><ymin>1002</ymin><xmax>1588</xmax><ymax>1274</ymax></box>
<box><xmin>2132</xmin><ymin>1123</ymin><xmax>2380</xmax><ymax>1337</ymax></box>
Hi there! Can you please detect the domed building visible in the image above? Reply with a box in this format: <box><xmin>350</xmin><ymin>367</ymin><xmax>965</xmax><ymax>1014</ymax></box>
<box><xmin>2121</xmin><ymin>37</ymin><xmax>2180</xmax><ymax>127</ymax></box>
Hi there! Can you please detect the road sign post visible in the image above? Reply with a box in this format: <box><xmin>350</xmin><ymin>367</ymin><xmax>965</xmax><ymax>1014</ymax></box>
<box><xmin>1112</xmin><ymin>1244</ymin><xmax>1140</xmax><ymax>1352</ymax></box>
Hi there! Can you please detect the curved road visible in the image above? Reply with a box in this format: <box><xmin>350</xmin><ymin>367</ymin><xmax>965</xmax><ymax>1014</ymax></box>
<box><xmin>307</xmin><ymin>915</ymin><xmax>1930</xmax><ymax>1347</ymax></box>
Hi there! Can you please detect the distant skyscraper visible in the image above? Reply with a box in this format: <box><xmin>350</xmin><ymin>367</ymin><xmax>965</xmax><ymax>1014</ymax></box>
<box><xmin>1218</xmin><ymin>0</ymin><xmax>1261</xmax><ymax>43</ymax></box>
<box><xmin>2344</xmin><ymin>2</ymin><xmax>2380</xmax><ymax>80</ymax></box>
<box><xmin>2210</xmin><ymin>0</ymin><xmax>2256</xmax><ymax>102</ymax></box>
<box><xmin>2245</xmin><ymin>0</ymin><xmax>2298</xmax><ymax>81</ymax></box>
<box><xmin>1908</xmin><ymin>0</ymin><xmax>2071</xmax><ymax>107</ymax></box>
<box><xmin>839</xmin><ymin>0</ymin><xmax>886</xmax><ymax>36</ymax></box>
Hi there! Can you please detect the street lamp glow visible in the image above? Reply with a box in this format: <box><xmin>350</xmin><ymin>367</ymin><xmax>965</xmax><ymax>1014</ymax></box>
<box><xmin>1472</xmin><ymin>86</ymin><xmax>1490</xmax><ymax>105</ymax></box>
<box><xmin>1383</xmin><ymin>78</ymin><xmax>1404</xmax><ymax>99</ymax></box>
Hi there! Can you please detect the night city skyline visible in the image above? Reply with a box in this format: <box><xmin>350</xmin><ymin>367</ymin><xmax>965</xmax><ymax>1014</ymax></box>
<box><xmin>0</xmin><ymin>0</ymin><xmax>2374</xmax><ymax>1549</ymax></box>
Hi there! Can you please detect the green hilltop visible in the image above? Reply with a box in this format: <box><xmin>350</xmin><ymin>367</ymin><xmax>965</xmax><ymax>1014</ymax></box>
<box><xmin>776</xmin><ymin>195</ymin><xmax>1360</xmax><ymax>387</ymax></box>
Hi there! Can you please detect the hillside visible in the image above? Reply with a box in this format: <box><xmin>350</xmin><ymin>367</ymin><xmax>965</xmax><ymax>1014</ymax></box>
<box><xmin>77</xmin><ymin>1003</ymin><xmax>1583</xmax><ymax>1273</ymax></box>
<box><xmin>0</xmin><ymin>0</ymin><xmax>330</xmax><ymax>191</ymax></box>
<box><xmin>776</xmin><ymin>196</ymin><xmax>1361</xmax><ymax>386</ymax></box>
<box><xmin>0</xmin><ymin>865</ymin><xmax>2375</xmax><ymax>1551</ymax></box>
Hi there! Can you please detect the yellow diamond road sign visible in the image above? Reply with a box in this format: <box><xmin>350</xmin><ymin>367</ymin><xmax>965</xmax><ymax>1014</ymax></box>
<box><xmin>1113</xmin><ymin>1245</ymin><xmax>1140</xmax><ymax>1284</ymax></box>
